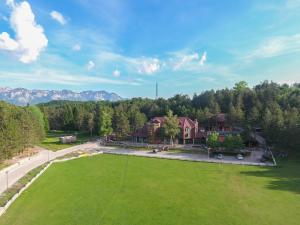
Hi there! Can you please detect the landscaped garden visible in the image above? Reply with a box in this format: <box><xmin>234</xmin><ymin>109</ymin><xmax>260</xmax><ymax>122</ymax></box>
<box><xmin>39</xmin><ymin>130</ymin><xmax>96</xmax><ymax>151</ymax></box>
<box><xmin>0</xmin><ymin>154</ymin><xmax>299</xmax><ymax>225</ymax></box>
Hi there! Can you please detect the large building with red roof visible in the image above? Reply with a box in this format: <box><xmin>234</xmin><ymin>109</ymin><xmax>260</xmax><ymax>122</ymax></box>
<box><xmin>132</xmin><ymin>113</ymin><xmax>240</xmax><ymax>144</ymax></box>
<box><xmin>133</xmin><ymin>116</ymin><xmax>206</xmax><ymax>144</ymax></box>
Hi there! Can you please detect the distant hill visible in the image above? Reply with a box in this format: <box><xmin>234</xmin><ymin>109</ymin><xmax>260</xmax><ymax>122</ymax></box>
<box><xmin>0</xmin><ymin>87</ymin><xmax>122</xmax><ymax>106</ymax></box>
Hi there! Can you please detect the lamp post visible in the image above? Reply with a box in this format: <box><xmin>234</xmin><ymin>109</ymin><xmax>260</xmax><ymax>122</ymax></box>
<box><xmin>5</xmin><ymin>170</ymin><xmax>8</xmax><ymax>191</ymax></box>
<box><xmin>207</xmin><ymin>148</ymin><xmax>210</xmax><ymax>159</ymax></box>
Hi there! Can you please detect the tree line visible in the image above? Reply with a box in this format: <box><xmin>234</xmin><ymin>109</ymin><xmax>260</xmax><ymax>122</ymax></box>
<box><xmin>0</xmin><ymin>81</ymin><xmax>298</xmax><ymax>161</ymax></box>
<box><xmin>0</xmin><ymin>101</ymin><xmax>46</xmax><ymax>161</ymax></box>
<box><xmin>39</xmin><ymin>81</ymin><xmax>300</xmax><ymax>151</ymax></box>
<box><xmin>207</xmin><ymin>132</ymin><xmax>245</xmax><ymax>150</ymax></box>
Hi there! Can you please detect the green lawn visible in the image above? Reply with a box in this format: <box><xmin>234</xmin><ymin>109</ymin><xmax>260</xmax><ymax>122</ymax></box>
<box><xmin>0</xmin><ymin>154</ymin><xmax>299</xmax><ymax>225</ymax></box>
<box><xmin>0</xmin><ymin>162</ymin><xmax>10</xmax><ymax>171</ymax></box>
<box><xmin>39</xmin><ymin>131</ymin><xmax>96</xmax><ymax>151</ymax></box>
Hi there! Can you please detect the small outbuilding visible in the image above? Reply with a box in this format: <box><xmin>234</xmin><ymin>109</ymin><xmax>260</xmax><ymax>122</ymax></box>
<box><xmin>59</xmin><ymin>136</ymin><xmax>77</xmax><ymax>144</ymax></box>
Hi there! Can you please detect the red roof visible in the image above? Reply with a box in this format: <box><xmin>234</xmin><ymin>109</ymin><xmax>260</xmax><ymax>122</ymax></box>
<box><xmin>195</xmin><ymin>130</ymin><xmax>207</xmax><ymax>139</ymax></box>
<box><xmin>151</xmin><ymin>116</ymin><xmax>198</xmax><ymax>128</ymax></box>
<box><xmin>216</xmin><ymin>113</ymin><xmax>226</xmax><ymax>122</ymax></box>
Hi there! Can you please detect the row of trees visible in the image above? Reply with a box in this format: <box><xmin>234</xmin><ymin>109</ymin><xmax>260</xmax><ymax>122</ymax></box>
<box><xmin>0</xmin><ymin>101</ymin><xmax>46</xmax><ymax>161</ymax></box>
<box><xmin>207</xmin><ymin>132</ymin><xmax>245</xmax><ymax>150</ymax></box>
<box><xmin>39</xmin><ymin>102</ymin><xmax>148</xmax><ymax>140</ymax></box>
<box><xmin>39</xmin><ymin>81</ymin><xmax>300</xmax><ymax>151</ymax></box>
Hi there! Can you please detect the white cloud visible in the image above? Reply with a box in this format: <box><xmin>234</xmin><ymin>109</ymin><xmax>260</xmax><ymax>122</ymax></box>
<box><xmin>0</xmin><ymin>1</ymin><xmax>48</xmax><ymax>63</ymax></box>
<box><xmin>6</xmin><ymin>0</ymin><xmax>15</xmax><ymax>8</ymax></box>
<box><xmin>200</xmin><ymin>52</ymin><xmax>207</xmax><ymax>66</ymax></box>
<box><xmin>138</xmin><ymin>58</ymin><xmax>161</xmax><ymax>74</ymax></box>
<box><xmin>0</xmin><ymin>69</ymin><xmax>140</xmax><ymax>86</ymax></box>
<box><xmin>96</xmin><ymin>51</ymin><xmax>161</xmax><ymax>75</ymax></box>
<box><xmin>174</xmin><ymin>53</ymin><xmax>199</xmax><ymax>70</ymax></box>
<box><xmin>172</xmin><ymin>51</ymin><xmax>207</xmax><ymax>70</ymax></box>
<box><xmin>0</xmin><ymin>32</ymin><xmax>19</xmax><ymax>50</ymax></box>
<box><xmin>87</xmin><ymin>60</ymin><xmax>95</xmax><ymax>70</ymax></box>
<box><xmin>112</xmin><ymin>69</ymin><xmax>121</xmax><ymax>77</ymax></box>
<box><xmin>50</xmin><ymin>10</ymin><xmax>66</xmax><ymax>25</ymax></box>
<box><xmin>255</xmin><ymin>0</ymin><xmax>300</xmax><ymax>12</ymax></box>
<box><xmin>72</xmin><ymin>44</ymin><xmax>81</xmax><ymax>51</ymax></box>
<box><xmin>245</xmin><ymin>34</ymin><xmax>300</xmax><ymax>60</ymax></box>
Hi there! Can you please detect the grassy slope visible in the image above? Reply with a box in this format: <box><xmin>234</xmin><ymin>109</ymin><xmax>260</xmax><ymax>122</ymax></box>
<box><xmin>39</xmin><ymin>131</ymin><xmax>95</xmax><ymax>151</ymax></box>
<box><xmin>0</xmin><ymin>155</ymin><xmax>299</xmax><ymax>225</ymax></box>
<box><xmin>0</xmin><ymin>163</ymin><xmax>10</xmax><ymax>171</ymax></box>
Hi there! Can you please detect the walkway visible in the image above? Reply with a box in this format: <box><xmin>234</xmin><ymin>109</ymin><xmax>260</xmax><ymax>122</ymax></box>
<box><xmin>102</xmin><ymin>148</ymin><xmax>275</xmax><ymax>167</ymax></box>
<box><xmin>0</xmin><ymin>142</ymin><xmax>99</xmax><ymax>195</ymax></box>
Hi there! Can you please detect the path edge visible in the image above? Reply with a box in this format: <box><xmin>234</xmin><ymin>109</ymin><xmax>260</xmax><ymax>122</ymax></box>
<box><xmin>0</xmin><ymin>152</ymin><xmax>103</xmax><ymax>217</ymax></box>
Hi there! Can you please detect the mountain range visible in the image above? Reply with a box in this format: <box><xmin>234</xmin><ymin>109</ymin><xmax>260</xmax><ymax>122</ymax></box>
<box><xmin>0</xmin><ymin>87</ymin><xmax>122</xmax><ymax>106</ymax></box>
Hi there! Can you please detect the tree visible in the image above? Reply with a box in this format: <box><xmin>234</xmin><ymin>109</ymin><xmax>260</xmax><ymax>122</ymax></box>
<box><xmin>128</xmin><ymin>106</ymin><xmax>147</xmax><ymax>132</ymax></box>
<box><xmin>36</xmin><ymin>81</ymin><xmax>300</xmax><ymax>153</ymax></box>
<box><xmin>209</xmin><ymin>101</ymin><xmax>221</xmax><ymax>114</ymax></box>
<box><xmin>223</xmin><ymin>134</ymin><xmax>245</xmax><ymax>150</ymax></box>
<box><xmin>113</xmin><ymin>107</ymin><xmax>130</xmax><ymax>140</ymax></box>
<box><xmin>0</xmin><ymin>101</ymin><xmax>46</xmax><ymax>161</ymax></box>
<box><xmin>62</xmin><ymin>104</ymin><xmax>74</xmax><ymax>130</ymax></box>
<box><xmin>27</xmin><ymin>105</ymin><xmax>46</xmax><ymax>141</ymax></box>
<box><xmin>262</xmin><ymin>108</ymin><xmax>272</xmax><ymax>129</ymax></box>
<box><xmin>234</xmin><ymin>81</ymin><xmax>248</xmax><ymax>92</ymax></box>
<box><xmin>233</xmin><ymin>135</ymin><xmax>245</xmax><ymax>149</ymax></box>
<box><xmin>163</xmin><ymin>110</ymin><xmax>180</xmax><ymax>146</ymax></box>
<box><xmin>207</xmin><ymin>132</ymin><xmax>220</xmax><ymax>149</ymax></box>
<box><xmin>98</xmin><ymin>106</ymin><xmax>113</xmax><ymax>138</ymax></box>
<box><xmin>247</xmin><ymin>106</ymin><xmax>259</xmax><ymax>125</ymax></box>
<box><xmin>223</xmin><ymin>134</ymin><xmax>234</xmax><ymax>150</ymax></box>
<box><xmin>87</xmin><ymin>113</ymin><xmax>94</xmax><ymax>136</ymax></box>
<box><xmin>73</xmin><ymin>107</ymin><xmax>85</xmax><ymax>131</ymax></box>
<box><xmin>228</xmin><ymin>103</ymin><xmax>244</xmax><ymax>125</ymax></box>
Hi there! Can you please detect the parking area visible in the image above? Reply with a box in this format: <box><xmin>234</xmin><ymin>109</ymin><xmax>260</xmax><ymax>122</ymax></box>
<box><xmin>209</xmin><ymin>150</ymin><xmax>264</xmax><ymax>163</ymax></box>
<box><xmin>101</xmin><ymin>147</ymin><xmax>275</xmax><ymax>166</ymax></box>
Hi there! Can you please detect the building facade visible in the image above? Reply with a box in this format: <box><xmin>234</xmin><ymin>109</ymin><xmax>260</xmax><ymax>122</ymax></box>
<box><xmin>133</xmin><ymin>116</ymin><xmax>206</xmax><ymax>144</ymax></box>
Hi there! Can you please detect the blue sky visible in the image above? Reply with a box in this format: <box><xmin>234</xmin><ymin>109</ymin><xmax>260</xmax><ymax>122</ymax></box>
<box><xmin>0</xmin><ymin>0</ymin><xmax>300</xmax><ymax>98</ymax></box>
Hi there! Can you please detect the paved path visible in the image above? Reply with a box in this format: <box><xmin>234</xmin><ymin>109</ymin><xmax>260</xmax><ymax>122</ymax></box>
<box><xmin>102</xmin><ymin>148</ymin><xmax>275</xmax><ymax>167</ymax></box>
<box><xmin>0</xmin><ymin>142</ymin><xmax>99</xmax><ymax>195</ymax></box>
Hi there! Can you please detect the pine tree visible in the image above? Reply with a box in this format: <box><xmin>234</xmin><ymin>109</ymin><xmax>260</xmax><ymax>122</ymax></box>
<box><xmin>87</xmin><ymin>113</ymin><xmax>95</xmax><ymax>136</ymax></box>
<box><xmin>113</xmin><ymin>108</ymin><xmax>130</xmax><ymax>140</ymax></box>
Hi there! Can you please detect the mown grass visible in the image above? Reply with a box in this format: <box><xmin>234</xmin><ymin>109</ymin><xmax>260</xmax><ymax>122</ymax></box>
<box><xmin>0</xmin><ymin>163</ymin><xmax>48</xmax><ymax>207</ymax></box>
<box><xmin>39</xmin><ymin>130</ymin><xmax>96</xmax><ymax>151</ymax></box>
<box><xmin>0</xmin><ymin>154</ymin><xmax>299</xmax><ymax>225</ymax></box>
<box><xmin>0</xmin><ymin>162</ymin><xmax>10</xmax><ymax>171</ymax></box>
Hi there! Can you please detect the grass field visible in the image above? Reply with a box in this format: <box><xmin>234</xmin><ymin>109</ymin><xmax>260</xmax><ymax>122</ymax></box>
<box><xmin>0</xmin><ymin>154</ymin><xmax>299</xmax><ymax>225</ymax></box>
<box><xmin>39</xmin><ymin>131</ymin><xmax>96</xmax><ymax>151</ymax></box>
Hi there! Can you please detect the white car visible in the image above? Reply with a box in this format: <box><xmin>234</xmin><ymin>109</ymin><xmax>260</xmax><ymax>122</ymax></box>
<box><xmin>236</xmin><ymin>154</ymin><xmax>244</xmax><ymax>160</ymax></box>
<box><xmin>217</xmin><ymin>153</ymin><xmax>223</xmax><ymax>159</ymax></box>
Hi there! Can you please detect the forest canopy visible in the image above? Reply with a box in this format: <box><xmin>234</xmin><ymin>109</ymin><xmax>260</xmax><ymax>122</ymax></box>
<box><xmin>38</xmin><ymin>81</ymin><xmax>300</xmax><ymax>151</ymax></box>
<box><xmin>0</xmin><ymin>80</ymin><xmax>299</xmax><ymax>162</ymax></box>
<box><xmin>0</xmin><ymin>102</ymin><xmax>46</xmax><ymax>161</ymax></box>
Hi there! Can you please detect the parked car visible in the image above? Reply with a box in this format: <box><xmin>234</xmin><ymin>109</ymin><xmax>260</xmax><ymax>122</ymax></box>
<box><xmin>152</xmin><ymin>149</ymin><xmax>160</xmax><ymax>153</ymax></box>
<box><xmin>236</xmin><ymin>154</ymin><xmax>244</xmax><ymax>160</ymax></box>
<box><xmin>260</xmin><ymin>157</ymin><xmax>267</xmax><ymax>162</ymax></box>
<box><xmin>217</xmin><ymin>153</ymin><xmax>223</xmax><ymax>159</ymax></box>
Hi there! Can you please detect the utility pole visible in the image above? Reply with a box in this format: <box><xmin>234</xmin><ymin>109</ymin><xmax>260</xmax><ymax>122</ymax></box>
<box><xmin>156</xmin><ymin>82</ymin><xmax>158</xmax><ymax>99</ymax></box>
